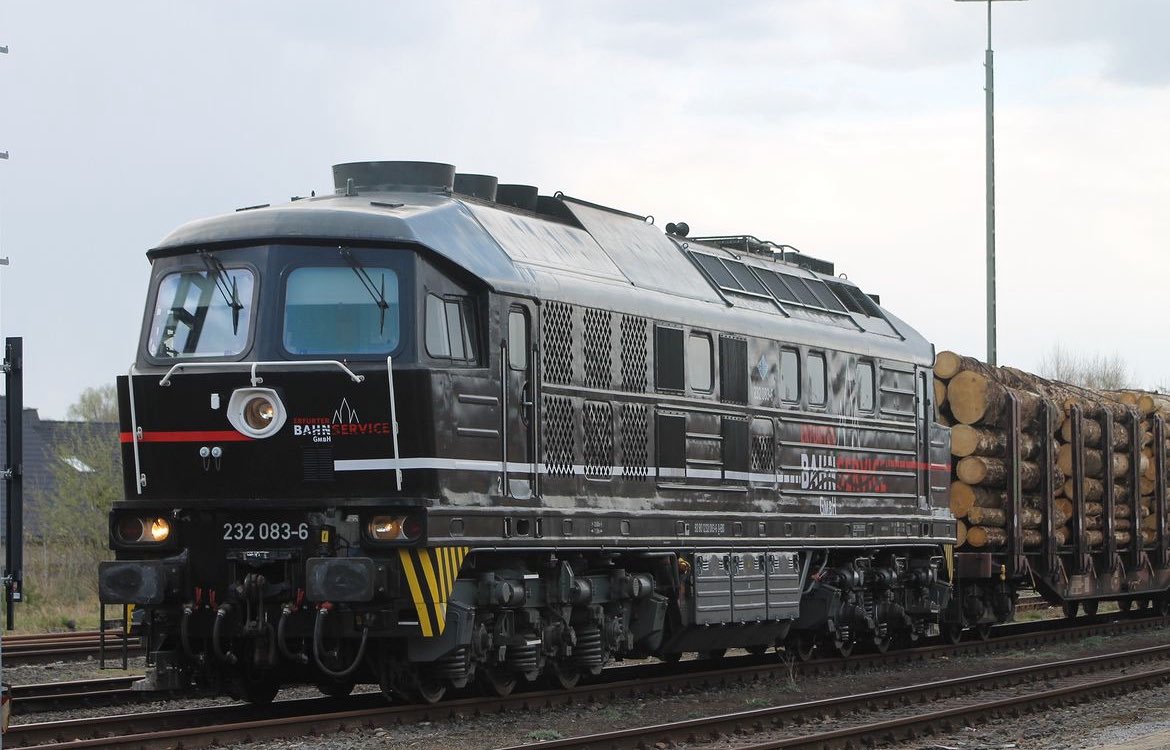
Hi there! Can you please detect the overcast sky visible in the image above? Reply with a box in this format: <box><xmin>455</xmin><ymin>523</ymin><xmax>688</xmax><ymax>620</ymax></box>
<box><xmin>1</xmin><ymin>1</ymin><xmax>1168</xmax><ymax>418</ymax></box>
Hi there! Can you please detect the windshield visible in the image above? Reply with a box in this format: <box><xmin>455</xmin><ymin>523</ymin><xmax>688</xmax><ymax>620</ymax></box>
<box><xmin>148</xmin><ymin>268</ymin><xmax>255</xmax><ymax>359</ymax></box>
<box><xmin>283</xmin><ymin>266</ymin><xmax>401</xmax><ymax>355</ymax></box>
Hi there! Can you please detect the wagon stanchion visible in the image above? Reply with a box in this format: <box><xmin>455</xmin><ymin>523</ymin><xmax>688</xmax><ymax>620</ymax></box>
<box><xmin>1101</xmin><ymin>409</ymin><xmax>1117</xmax><ymax>572</ymax></box>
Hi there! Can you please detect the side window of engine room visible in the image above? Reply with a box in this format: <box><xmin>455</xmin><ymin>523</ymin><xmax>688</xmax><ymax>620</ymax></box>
<box><xmin>425</xmin><ymin>293</ymin><xmax>477</xmax><ymax>363</ymax></box>
<box><xmin>807</xmin><ymin>351</ymin><xmax>827</xmax><ymax>407</ymax></box>
<box><xmin>779</xmin><ymin>347</ymin><xmax>800</xmax><ymax>403</ymax></box>
<box><xmin>858</xmin><ymin>360</ymin><xmax>876</xmax><ymax>413</ymax></box>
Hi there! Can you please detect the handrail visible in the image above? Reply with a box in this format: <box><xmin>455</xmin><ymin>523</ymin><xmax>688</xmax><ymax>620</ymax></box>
<box><xmin>158</xmin><ymin>359</ymin><xmax>366</xmax><ymax>387</ymax></box>
<box><xmin>127</xmin><ymin>365</ymin><xmax>144</xmax><ymax>495</ymax></box>
<box><xmin>385</xmin><ymin>356</ymin><xmax>403</xmax><ymax>491</ymax></box>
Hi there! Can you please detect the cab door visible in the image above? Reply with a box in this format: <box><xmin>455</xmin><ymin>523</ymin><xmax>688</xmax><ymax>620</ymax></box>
<box><xmin>503</xmin><ymin>301</ymin><xmax>538</xmax><ymax>500</ymax></box>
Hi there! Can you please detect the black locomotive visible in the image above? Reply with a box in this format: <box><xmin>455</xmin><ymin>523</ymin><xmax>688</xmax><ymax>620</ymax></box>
<box><xmin>98</xmin><ymin>161</ymin><xmax>955</xmax><ymax>703</ymax></box>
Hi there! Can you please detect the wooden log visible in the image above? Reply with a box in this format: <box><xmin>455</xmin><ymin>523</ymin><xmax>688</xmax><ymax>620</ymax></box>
<box><xmin>1084</xmin><ymin>515</ymin><xmax>1102</xmax><ymax>530</ymax></box>
<box><xmin>1143</xmin><ymin>449</ymin><xmax>1156</xmax><ymax>481</ymax></box>
<box><xmin>1055</xmin><ymin>496</ymin><xmax>1074</xmax><ymax>520</ymax></box>
<box><xmin>934</xmin><ymin>378</ymin><xmax>947</xmax><ymax>406</ymax></box>
<box><xmin>934</xmin><ymin>350</ymin><xmax>974</xmax><ymax>381</ymax></box>
<box><xmin>1020</xmin><ymin>507</ymin><xmax>1044</xmax><ymax>528</ymax></box>
<box><xmin>1058</xmin><ymin>418</ymin><xmax>1132</xmax><ymax>449</ymax></box>
<box><xmin>1115</xmin><ymin>531</ymin><xmax>1132</xmax><ymax>546</ymax></box>
<box><xmin>1084</xmin><ymin>529</ymin><xmax>1104</xmax><ymax>547</ymax></box>
<box><xmin>1057</xmin><ymin>443</ymin><xmax>1103</xmax><ymax>478</ymax></box>
<box><xmin>1064</xmin><ymin>476</ymin><xmax>1103</xmax><ymax>502</ymax></box>
<box><xmin>965</xmin><ymin>525</ymin><xmax>1006</xmax><ymax>549</ymax></box>
<box><xmin>950</xmin><ymin>481</ymin><xmax>974</xmax><ymax>519</ymax></box>
<box><xmin>967</xmin><ymin>506</ymin><xmax>1005</xmax><ymax>526</ymax></box>
<box><xmin>956</xmin><ymin>456</ymin><xmax>1044</xmax><ymax>489</ymax></box>
<box><xmin>1022</xmin><ymin>529</ymin><xmax>1043</xmax><ymax>548</ymax></box>
<box><xmin>947</xmin><ymin>371</ymin><xmax>1046</xmax><ymax>427</ymax></box>
<box><xmin>1142</xmin><ymin>528</ymin><xmax>1156</xmax><ymax>545</ymax></box>
<box><xmin>1113</xmin><ymin>503</ymin><xmax>1132</xmax><ymax>519</ymax></box>
<box><xmin>1115</xmin><ymin>518</ymin><xmax>1132</xmax><ymax>531</ymax></box>
<box><xmin>956</xmin><ymin>520</ymin><xmax>967</xmax><ymax>547</ymax></box>
<box><xmin>1054</xmin><ymin>526</ymin><xmax>1070</xmax><ymax>545</ymax></box>
<box><xmin>950</xmin><ymin>424</ymin><xmax>1037</xmax><ymax>459</ymax></box>
<box><xmin>1084</xmin><ymin>502</ymin><xmax>1104</xmax><ymax>516</ymax></box>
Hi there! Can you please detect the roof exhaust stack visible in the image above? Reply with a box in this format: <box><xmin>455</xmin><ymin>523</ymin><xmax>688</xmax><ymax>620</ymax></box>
<box><xmin>331</xmin><ymin>161</ymin><xmax>455</xmax><ymax>194</ymax></box>
<box><xmin>453</xmin><ymin>173</ymin><xmax>499</xmax><ymax>201</ymax></box>
<box><xmin>496</xmin><ymin>184</ymin><xmax>539</xmax><ymax>212</ymax></box>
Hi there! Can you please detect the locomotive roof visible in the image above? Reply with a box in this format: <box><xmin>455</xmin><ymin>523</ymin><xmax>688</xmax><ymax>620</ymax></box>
<box><xmin>152</xmin><ymin>188</ymin><xmax>933</xmax><ymax>364</ymax></box>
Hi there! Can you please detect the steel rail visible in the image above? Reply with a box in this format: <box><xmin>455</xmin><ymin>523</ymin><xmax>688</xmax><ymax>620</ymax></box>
<box><xmin>10</xmin><ymin>614</ymin><xmax>1170</xmax><ymax>749</ymax></box>
<box><xmin>495</xmin><ymin>643</ymin><xmax>1170</xmax><ymax>750</ymax></box>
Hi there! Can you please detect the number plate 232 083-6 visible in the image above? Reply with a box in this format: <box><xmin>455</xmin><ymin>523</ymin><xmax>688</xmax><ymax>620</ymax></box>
<box><xmin>221</xmin><ymin>520</ymin><xmax>310</xmax><ymax>544</ymax></box>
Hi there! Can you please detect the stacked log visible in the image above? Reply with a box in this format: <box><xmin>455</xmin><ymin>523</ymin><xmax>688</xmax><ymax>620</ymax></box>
<box><xmin>934</xmin><ymin>350</ymin><xmax>1170</xmax><ymax>554</ymax></box>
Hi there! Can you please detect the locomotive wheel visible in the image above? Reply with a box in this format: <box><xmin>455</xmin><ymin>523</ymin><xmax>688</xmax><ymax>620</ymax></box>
<box><xmin>941</xmin><ymin>622</ymin><xmax>963</xmax><ymax>645</ymax></box>
<box><xmin>480</xmin><ymin>665</ymin><xmax>518</xmax><ymax>697</ymax></box>
<box><xmin>410</xmin><ymin>677</ymin><xmax>447</xmax><ymax>705</ymax></box>
<box><xmin>975</xmin><ymin>623</ymin><xmax>993</xmax><ymax>641</ymax></box>
<box><xmin>872</xmin><ymin>635</ymin><xmax>892</xmax><ymax>654</ymax></box>
<box><xmin>235</xmin><ymin>668</ymin><xmax>280</xmax><ymax>706</ymax></box>
<box><xmin>699</xmin><ymin>648</ymin><xmax>727</xmax><ymax>660</ymax></box>
<box><xmin>784</xmin><ymin>632</ymin><xmax>816</xmax><ymax>662</ymax></box>
<box><xmin>830</xmin><ymin>638</ymin><xmax>854</xmax><ymax>658</ymax></box>
<box><xmin>546</xmin><ymin>661</ymin><xmax>582</xmax><ymax>690</ymax></box>
<box><xmin>1081</xmin><ymin>600</ymin><xmax>1100</xmax><ymax>617</ymax></box>
<box><xmin>746</xmin><ymin>645</ymin><xmax>769</xmax><ymax>657</ymax></box>
<box><xmin>1062</xmin><ymin>601</ymin><xmax>1079</xmax><ymax>620</ymax></box>
<box><xmin>1155</xmin><ymin>596</ymin><xmax>1170</xmax><ymax>617</ymax></box>
<box><xmin>1118</xmin><ymin>598</ymin><xmax>1134</xmax><ymax>613</ymax></box>
<box><xmin>316</xmin><ymin>679</ymin><xmax>356</xmax><ymax>698</ymax></box>
<box><xmin>657</xmin><ymin>652</ymin><xmax>683</xmax><ymax>664</ymax></box>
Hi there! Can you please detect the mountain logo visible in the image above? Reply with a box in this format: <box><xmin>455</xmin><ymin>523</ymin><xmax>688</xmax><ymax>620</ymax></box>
<box><xmin>333</xmin><ymin>398</ymin><xmax>360</xmax><ymax>424</ymax></box>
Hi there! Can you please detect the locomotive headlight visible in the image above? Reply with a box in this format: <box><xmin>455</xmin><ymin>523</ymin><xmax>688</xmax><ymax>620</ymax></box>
<box><xmin>115</xmin><ymin>516</ymin><xmax>172</xmax><ymax>544</ymax></box>
<box><xmin>149</xmin><ymin>517</ymin><xmax>171</xmax><ymax>542</ymax></box>
<box><xmin>366</xmin><ymin>515</ymin><xmax>423</xmax><ymax>542</ymax></box>
<box><xmin>226</xmin><ymin>388</ymin><xmax>287</xmax><ymax>438</ymax></box>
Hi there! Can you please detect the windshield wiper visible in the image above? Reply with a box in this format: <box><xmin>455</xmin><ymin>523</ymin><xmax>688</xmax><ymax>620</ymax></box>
<box><xmin>198</xmin><ymin>250</ymin><xmax>244</xmax><ymax>335</ymax></box>
<box><xmin>339</xmin><ymin>247</ymin><xmax>390</xmax><ymax>334</ymax></box>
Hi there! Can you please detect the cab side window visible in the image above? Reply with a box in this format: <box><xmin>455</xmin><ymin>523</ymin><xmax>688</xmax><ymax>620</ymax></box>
<box><xmin>858</xmin><ymin>361</ymin><xmax>876</xmax><ymax>413</ymax></box>
<box><xmin>426</xmin><ymin>293</ymin><xmax>476</xmax><ymax>362</ymax></box>
<box><xmin>780</xmin><ymin>348</ymin><xmax>800</xmax><ymax>403</ymax></box>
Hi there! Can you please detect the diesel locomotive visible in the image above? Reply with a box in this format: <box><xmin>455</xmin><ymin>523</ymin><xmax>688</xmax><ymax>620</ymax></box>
<box><xmin>98</xmin><ymin>161</ymin><xmax>957</xmax><ymax>703</ymax></box>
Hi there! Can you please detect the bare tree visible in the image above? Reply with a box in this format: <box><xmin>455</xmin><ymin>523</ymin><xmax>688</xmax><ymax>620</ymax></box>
<box><xmin>1037</xmin><ymin>343</ymin><xmax>1130</xmax><ymax>390</ymax></box>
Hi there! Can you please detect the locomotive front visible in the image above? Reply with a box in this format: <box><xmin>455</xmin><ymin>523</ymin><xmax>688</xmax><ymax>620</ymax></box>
<box><xmin>98</xmin><ymin>164</ymin><xmax>488</xmax><ymax>702</ymax></box>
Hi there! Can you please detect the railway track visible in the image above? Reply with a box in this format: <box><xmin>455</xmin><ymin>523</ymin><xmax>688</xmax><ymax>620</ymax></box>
<box><xmin>7</xmin><ymin>611</ymin><xmax>1168</xmax><ymax>748</ymax></box>
<box><xmin>500</xmin><ymin>642</ymin><xmax>1170</xmax><ymax>750</ymax></box>
<box><xmin>0</xmin><ymin>630</ymin><xmax>142</xmax><ymax>667</ymax></box>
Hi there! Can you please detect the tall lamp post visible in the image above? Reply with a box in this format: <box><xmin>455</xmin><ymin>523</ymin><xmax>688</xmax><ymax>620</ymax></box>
<box><xmin>955</xmin><ymin>0</ymin><xmax>1026</xmax><ymax>367</ymax></box>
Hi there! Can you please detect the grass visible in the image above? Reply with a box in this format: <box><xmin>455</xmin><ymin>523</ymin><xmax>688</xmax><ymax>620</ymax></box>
<box><xmin>525</xmin><ymin>729</ymin><xmax>563</xmax><ymax>741</ymax></box>
<box><xmin>8</xmin><ymin>540</ymin><xmax>107</xmax><ymax>632</ymax></box>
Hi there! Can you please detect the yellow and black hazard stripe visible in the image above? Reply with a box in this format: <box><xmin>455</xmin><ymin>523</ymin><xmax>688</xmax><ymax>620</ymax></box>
<box><xmin>398</xmin><ymin>546</ymin><xmax>470</xmax><ymax>637</ymax></box>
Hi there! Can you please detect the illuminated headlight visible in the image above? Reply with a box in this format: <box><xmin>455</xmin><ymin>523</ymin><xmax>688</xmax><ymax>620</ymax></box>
<box><xmin>366</xmin><ymin>515</ymin><xmax>423</xmax><ymax>542</ymax></box>
<box><xmin>226</xmin><ymin>388</ymin><xmax>287</xmax><ymax>438</ymax></box>
<box><xmin>116</xmin><ymin>516</ymin><xmax>171</xmax><ymax>544</ymax></box>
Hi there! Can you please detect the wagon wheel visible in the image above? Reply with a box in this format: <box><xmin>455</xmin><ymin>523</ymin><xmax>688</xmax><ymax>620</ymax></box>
<box><xmin>1081</xmin><ymin>600</ymin><xmax>1099</xmax><ymax>617</ymax></box>
<box><xmin>784</xmin><ymin>632</ymin><xmax>816</xmax><ymax>662</ymax></box>
<box><xmin>1062</xmin><ymin>601</ymin><xmax>1079</xmax><ymax>620</ymax></box>
<box><xmin>480</xmin><ymin>665</ymin><xmax>518</xmax><ymax>697</ymax></box>
<box><xmin>699</xmin><ymin>648</ymin><xmax>727</xmax><ymax>661</ymax></box>
<box><xmin>1118</xmin><ymin>597</ymin><xmax>1134</xmax><ymax>613</ymax></box>
<box><xmin>1155</xmin><ymin>596</ymin><xmax>1170</xmax><ymax>617</ymax></box>
<box><xmin>872</xmin><ymin>634</ymin><xmax>893</xmax><ymax>654</ymax></box>
<box><xmin>657</xmin><ymin>651</ymin><xmax>683</xmax><ymax>664</ymax></box>
<box><xmin>975</xmin><ymin>623</ymin><xmax>993</xmax><ymax>641</ymax></box>
<box><xmin>746</xmin><ymin>644</ymin><xmax>770</xmax><ymax>657</ymax></box>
